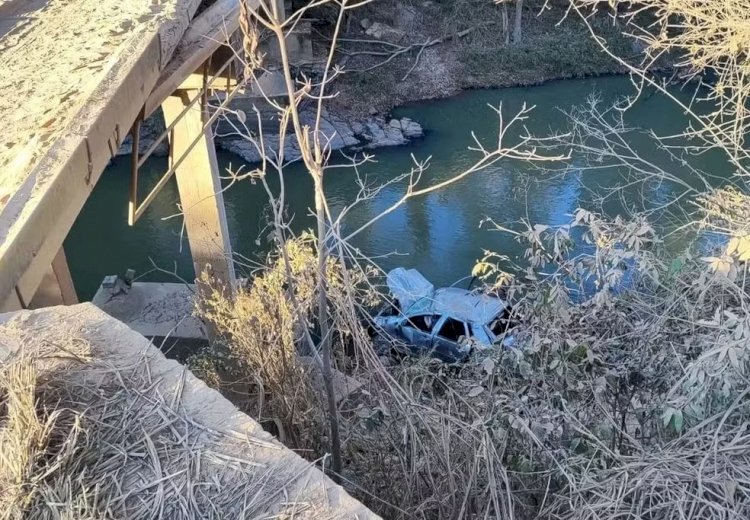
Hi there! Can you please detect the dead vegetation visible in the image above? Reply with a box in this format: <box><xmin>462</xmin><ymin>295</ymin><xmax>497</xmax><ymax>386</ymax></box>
<box><xmin>187</xmin><ymin>0</ymin><xmax>750</xmax><ymax>517</ymax></box>
<box><xmin>0</xmin><ymin>344</ymin><xmax>343</xmax><ymax>519</ymax></box>
<box><xmin>193</xmin><ymin>202</ymin><xmax>750</xmax><ymax>518</ymax></box>
<box><xmin>196</xmin><ymin>233</ymin><xmax>336</xmax><ymax>451</ymax></box>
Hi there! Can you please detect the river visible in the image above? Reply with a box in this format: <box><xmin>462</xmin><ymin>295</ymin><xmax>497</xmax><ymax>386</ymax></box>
<box><xmin>65</xmin><ymin>76</ymin><xmax>733</xmax><ymax>300</ymax></box>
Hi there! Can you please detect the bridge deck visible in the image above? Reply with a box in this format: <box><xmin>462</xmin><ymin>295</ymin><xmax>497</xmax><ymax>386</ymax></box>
<box><xmin>0</xmin><ymin>0</ymin><xmax>203</xmax><ymax>308</ymax></box>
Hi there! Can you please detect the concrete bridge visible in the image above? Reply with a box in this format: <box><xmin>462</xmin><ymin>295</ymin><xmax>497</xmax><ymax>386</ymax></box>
<box><xmin>0</xmin><ymin>0</ymin><xmax>301</xmax><ymax>312</ymax></box>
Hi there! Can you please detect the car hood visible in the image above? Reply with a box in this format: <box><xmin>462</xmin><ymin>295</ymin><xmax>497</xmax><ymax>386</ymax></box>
<box><xmin>386</xmin><ymin>268</ymin><xmax>435</xmax><ymax>310</ymax></box>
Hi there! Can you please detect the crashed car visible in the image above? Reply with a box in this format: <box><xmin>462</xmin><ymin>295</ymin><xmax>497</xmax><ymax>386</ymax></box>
<box><xmin>373</xmin><ymin>268</ymin><xmax>511</xmax><ymax>361</ymax></box>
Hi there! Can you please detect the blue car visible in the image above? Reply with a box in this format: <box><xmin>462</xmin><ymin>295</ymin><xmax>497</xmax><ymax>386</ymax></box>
<box><xmin>373</xmin><ymin>268</ymin><xmax>510</xmax><ymax>362</ymax></box>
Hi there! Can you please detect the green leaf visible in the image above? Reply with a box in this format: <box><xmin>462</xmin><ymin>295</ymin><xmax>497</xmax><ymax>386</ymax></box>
<box><xmin>672</xmin><ymin>409</ymin><xmax>684</xmax><ymax>433</ymax></box>
<box><xmin>667</xmin><ymin>257</ymin><xmax>684</xmax><ymax>278</ymax></box>
<box><xmin>662</xmin><ymin>407</ymin><xmax>675</xmax><ymax>428</ymax></box>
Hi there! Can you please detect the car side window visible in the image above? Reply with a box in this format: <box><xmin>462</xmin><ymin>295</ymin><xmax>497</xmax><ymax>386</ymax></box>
<box><xmin>437</xmin><ymin>317</ymin><xmax>468</xmax><ymax>342</ymax></box>
<box><xmin>488</xmin><ymin>318</ymin><xmax>506</xmax><ymax>337</ymax></box>
<box><xmin>404</xmin><ymin>315</ymin><xmax>436</xmax><ymax>333</ymax></box>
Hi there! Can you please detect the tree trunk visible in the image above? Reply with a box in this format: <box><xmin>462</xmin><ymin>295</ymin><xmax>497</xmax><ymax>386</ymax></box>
<box><xmin>512</xmin><ymin>0</ymin><xmax>523</xmax><ymax>45</ymax></box>
<box><xmin>314</xmin><ymin>174</ymin><xmax>343</xmax><ymax>479</ymax></box>
<box><xmin>502</xmin><ymin>2</ymin><xmax>509</xmax><ymax>46</ymax></box>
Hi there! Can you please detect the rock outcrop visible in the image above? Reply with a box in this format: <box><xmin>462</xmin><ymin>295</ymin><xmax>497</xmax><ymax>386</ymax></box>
<box><xmin>118</xmin><ymin>100</ymin><xmax>424</xmax><ymax>164</ymax></box>
<box><xmin>358</xmin><ymin>117</ymin><xmax>424</xmax><ymax>148</ymax></box>
<box><xmin>364</xmin><ymin>21</ymin><xmax>405</xmax><ymax>42</ymax></box>
<box><xmin>119</xmin><ymin>114</ymin><xmax>169</xmax><ymax>157</ymax></box>
<box><xmin>215</xmin><ymin>109</ymin><xmax>423</xmax><ymax>164</ymax></box>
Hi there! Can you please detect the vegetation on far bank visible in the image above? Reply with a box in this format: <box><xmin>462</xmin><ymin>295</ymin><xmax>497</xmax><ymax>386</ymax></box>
<box><xmin>325</xmin><ymin>0</ymin><xmax>636</xmax><ymax>118</ymax></box>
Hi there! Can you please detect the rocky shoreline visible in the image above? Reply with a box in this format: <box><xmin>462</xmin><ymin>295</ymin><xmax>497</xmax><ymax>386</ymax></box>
<box><xmin>120</xmin><ymin>103</ymin><xmax>424</xmax><ymax>164</ymax></box>
<box><xmin>117</xmin><ymin>0</ymin><xmax>647</xmax><ymax>164</ymax></box>
<box><xmin>216</xmin><ymin>107</ymin><xmax>424</xmax><ymax>163</ymax></box>
<box><xmin>117</xmin><ymin>1</ymin><xmax>647</xmax><ymax>164</ymax></box>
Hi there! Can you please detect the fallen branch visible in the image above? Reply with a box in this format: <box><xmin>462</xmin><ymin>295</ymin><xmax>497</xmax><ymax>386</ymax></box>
<box><xmin>339</xmin><ymin>23</ymin><xmax>493</xmax><ymax>80</ymax></box>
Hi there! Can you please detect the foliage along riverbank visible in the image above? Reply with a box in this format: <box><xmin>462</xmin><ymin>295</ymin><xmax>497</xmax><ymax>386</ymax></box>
<box><xmin>325</xmin><ymin>0</ymin><xmax>638</xmax><ymax>120</ymax></box>
<box><xmin>214</xmin><ymin>0</ymin><xmax>639</xmax><ymax>164</ymax></box>
<box><xmin>120</xmin><ymin>1</ymin><xmax>639</xmax><ymax>162</ymax></box>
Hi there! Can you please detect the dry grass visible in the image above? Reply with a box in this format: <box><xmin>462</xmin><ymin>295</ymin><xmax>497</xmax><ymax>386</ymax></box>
<box><xmin>542</xmin><ymin>412</ymin><xmax>750</xmax><ymax>518</ymax></box>
<box><xmin>0</xmin><ymin>359</ymin><xmax>74</xmax><ymax>520</ymax></box>
<box><xmin>0</xmin><ymin>349</ymin><xmax>336</xmax><ymax>519</ymax></box>
<box><xmin>196</xmin><ymin>233</ymin><xmax>325</xmax><ymax>450</ymax></box>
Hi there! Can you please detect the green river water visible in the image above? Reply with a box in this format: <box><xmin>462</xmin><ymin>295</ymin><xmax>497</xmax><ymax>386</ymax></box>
<box><xmin>65</xmin><ymin>76</ymin><xmax>733</xmax><ymax>300</ymax></box>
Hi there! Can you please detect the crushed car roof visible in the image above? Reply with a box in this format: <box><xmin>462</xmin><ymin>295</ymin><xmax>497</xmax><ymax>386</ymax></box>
<box><xmin>386</xmin><ymin>268</ymin><xmax>507</xmax><ymax>324</ymax></box>
<box><xmin>408</xmin><ymin>287</ymin><xmax>506</xmax><ymax>324</ymax></box>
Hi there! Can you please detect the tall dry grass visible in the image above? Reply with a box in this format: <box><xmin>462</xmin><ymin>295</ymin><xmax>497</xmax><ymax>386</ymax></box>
<box><xmin>0</xmin><ymin>359</ymin><xmax>77</xmax><ymax>519</ymax></box>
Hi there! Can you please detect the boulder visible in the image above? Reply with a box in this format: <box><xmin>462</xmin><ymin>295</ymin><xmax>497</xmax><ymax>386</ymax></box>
<box><xmin>316</xmin><ymin>111</ymin><xmax>359</xmax><ymax>149</ymax></box>
<box><xmin>218</xmin><ymin>134</ymin><xmax>301</xmax><ymax>164</ymax></box>
<box><xmin>351</xmin><ymin>120</ymin><xmax>366</xmax><ymax>135</ymax></box>
<box><xmin>214</xmin><ymin>107</ymin><xmax>360</xmax><ymax>163</ymax></box>
<box><xmin>365</xmin><ymin>120</ymin><xmax>385</xmax><ymax>142</ymax></box>
<box><xmin>365</xmin><ymin>22</ymin><xmax>404</xmax><ymax>42</ymax></box>
<box><xmin>383</xmin><ymin>125</ymin><xmax>407</xmax><ymax>146</ymax></box>
<box><xmin>364</xmin><ymin>119</ymin><xmax>406</xmax><ymax>147</ymax></box>
<box><xmin>400</xmin><ymin>118</ymin><xmax>424</xmax><ymax>138</ymax></box>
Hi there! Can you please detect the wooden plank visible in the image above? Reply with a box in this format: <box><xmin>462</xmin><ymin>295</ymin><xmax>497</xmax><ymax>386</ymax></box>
<box><xmin>28</xmin><ymin>247</ymin><xmax>77</xmax><ymax>308</ymax></box>
<box><xmin>29</xmin><ymin>267</ymin><xmax>65</xmax><ymax>309</ymax></box>
<box><xmin>145</xmin><ymin>0</ymin><xmax>248</xmax><ymax>117</ymax></box>
<box><xmin>7</xmin><ymin>35</ymin><xmax>163</xmax><ymax>306</ymax></box>
<box><xmin>178</xmin><ymin>71</ymin><xmax>239</xmax><ymax>91</ymax></box>
<box><xmin>1</xmin><ymin>291</ymin><xmax>22</xmax><ymax>313</ymax></box>
<box><xmin>52</xmin><ymin>247</ymin><xmax>78</xmax><ymax>305</ymax></box>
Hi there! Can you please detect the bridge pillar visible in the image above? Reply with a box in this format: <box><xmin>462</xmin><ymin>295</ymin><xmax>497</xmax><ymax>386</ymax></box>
<box><xmin>162</xmin><ymin>90</ymin><xmax>236</xmax><ymax>297</ymax></box>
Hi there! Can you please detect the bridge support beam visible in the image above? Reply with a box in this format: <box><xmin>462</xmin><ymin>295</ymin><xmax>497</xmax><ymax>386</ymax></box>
<box><xmin>162</xmin><ymin>90</ymin><xmax>236</xmax><ymax>297</ymax></box>
<box><xmin>1</xmin><ymin>247</ymin><xmax>77</xmax><ymax>312</ymax></box>
<box><xmin>29</xmin><ymin>247</ymin><xmax>78</xmax><ymax>309</ymax></box>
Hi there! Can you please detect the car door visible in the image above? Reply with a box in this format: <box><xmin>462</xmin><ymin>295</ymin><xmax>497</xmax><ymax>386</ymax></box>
<box><xmin>432</xmin><ymin>316</ymin><xmax>470</xmax><ymax>361</ymax></box>
<box><xmin>469</xmin><ymin>322</ymin><xmax>493</xmax><ymax>346</ymax></box>
<box><xmin>399</xmin><ymin>314</ymin><xmax>438</xmax><ymax>354</ymax></box>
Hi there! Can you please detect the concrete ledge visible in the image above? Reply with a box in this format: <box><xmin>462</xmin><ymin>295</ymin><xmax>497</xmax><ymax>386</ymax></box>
<box><xmin>92</xmin><ymin>281</ymin><xmax>207</xmax><ymax>340</ymax></box>
<box><xmin>0</xmin><ymin>303</ymin><xmax>379</xmax><ymax>519</ymax></box>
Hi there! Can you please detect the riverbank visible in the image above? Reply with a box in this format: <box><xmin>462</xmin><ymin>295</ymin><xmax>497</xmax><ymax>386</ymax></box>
<box><xmin>120</xmin><ymin>2</ymin><xmax>641</xmax><ymax>162</ymax></box>
<box><xmin>220</xmin><ymin>1</ymin><xmax>641</xmax><ymax>160</ymax></box>
<box><xmin>324</xmin><ymin>0</ymin><xmax>637</xmax><ymax>120</ymax></box>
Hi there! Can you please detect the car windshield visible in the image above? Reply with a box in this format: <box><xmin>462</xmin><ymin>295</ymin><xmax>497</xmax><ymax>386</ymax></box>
<box><xmin>405</xmin><ymin>296</ymin><xmax>434</xmax><ymax>316</ymax></box>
